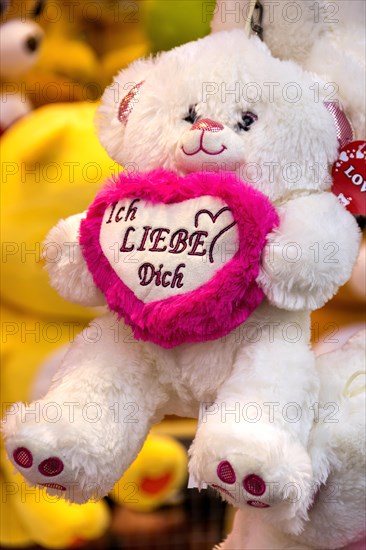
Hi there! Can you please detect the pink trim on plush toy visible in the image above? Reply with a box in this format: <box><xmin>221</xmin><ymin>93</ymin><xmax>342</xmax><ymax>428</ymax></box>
<box><xmin>342</xmin><ymin>537</ymin><xmax>366</xmax><ymax>550</ymax></box>
<box><xmin>80</xmin><ymin>170</ymin><xmax>278</xmax><ymax>348</ymax></box>
<box><xmin>324</xmin><ymin>101</ymin><xmax>354</xmax><ymax>150</ymax></box>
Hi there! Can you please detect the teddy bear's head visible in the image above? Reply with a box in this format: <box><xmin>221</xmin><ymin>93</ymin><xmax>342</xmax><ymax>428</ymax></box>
<box><xmin>97</xmin><ymin>30</ymin><xmax>339</xmax><ymax>202</ymax></box>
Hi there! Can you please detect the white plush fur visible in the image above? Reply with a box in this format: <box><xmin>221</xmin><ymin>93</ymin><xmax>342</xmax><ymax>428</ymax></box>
<box><xmin>3</xmin><ymin>30</ymin><xmax>361</xmax><ymax>537</ymax></box>
<box><xmin>212</xmin><ymin>0</ymin><xmax>366</xmax><ymax>139</ymax></box>
<box><xmin>218</xmin><ymin>330</ymin><xmax>366</xmax><ymax>549</ymax></box>
<box><xmin>257</xmin><ymin>192</ymin><xmax>360</xmax><ymax>310</ymax></box>
<box><xmin>44</xmin><ymin>213</ymin><xmax>106</xmax><ymax>307</ymax></box>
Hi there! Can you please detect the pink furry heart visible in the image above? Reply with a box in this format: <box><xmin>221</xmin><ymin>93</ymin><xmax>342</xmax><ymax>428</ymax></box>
<box><xmin>80</xmin><ymin>169</ymin><xmax>278</xmax><ymax>347</ymax></box>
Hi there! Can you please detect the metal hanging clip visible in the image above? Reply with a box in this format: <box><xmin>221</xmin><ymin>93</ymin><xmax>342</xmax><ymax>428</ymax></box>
<box><xmin>251</xmin><ymin>1</ymin><xmax>264</xmax><ymax>40</ymax></box>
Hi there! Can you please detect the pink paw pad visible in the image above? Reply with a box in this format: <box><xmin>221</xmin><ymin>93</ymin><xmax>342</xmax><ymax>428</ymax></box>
<box><xmin>247</xmin><ymin>500</ymin><xmax>270</xmax><ymax>508</ymax></box>
<box><xmin>217</xmin><ymin>461</ymin><xmax>236</xmax><ymax>484</ymax></box>
<box><xmin>38</xmin><ymin>457</ymin><xmax>64</xmax><ymax>477</ymax></box>
<box><xmin>13</xmin><ymin>447</ymin><xmax>33</xmax><ymax>468</ymax></box>
<box><xmin>41</xmin><ymin>483</ymin><xmax>66</xmax><ymax>491</ymax></box>
<box><xmin>243</xmin><ymin>474</ymin><xmax>266</xmax><ymax>496</ymax></box>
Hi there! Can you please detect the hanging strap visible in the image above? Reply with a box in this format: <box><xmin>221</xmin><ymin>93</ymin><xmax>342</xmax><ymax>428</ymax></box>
<box><xmin>245</xmin><ymin>0</ymin><xmax>264</xmax><ymax>40</ymax></box>
<box><xmin>244</xmin><ymin>0</ymin><xmax>257</xmax><ymax>35</ymax></box>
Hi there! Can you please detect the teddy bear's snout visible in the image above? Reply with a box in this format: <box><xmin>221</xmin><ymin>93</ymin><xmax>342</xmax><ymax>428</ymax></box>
<box><xmin>175</xmin><ymin>118</ymin><xmax>245</xmax><ymax>174</ymax></box>
<box><xmin>180</xmin><ymin>118</ymin><xmax>227</xmax><ymax>164</ymax></box>
<box><xmin>182</xmin><ymin>118</ymin><xmax>227</xmax><ymax>158</ymax></box>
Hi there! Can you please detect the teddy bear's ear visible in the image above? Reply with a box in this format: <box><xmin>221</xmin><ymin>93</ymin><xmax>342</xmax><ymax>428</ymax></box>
<box><xmin>323</xmin><ymin>100</ymin><xmax>354</xmax><ymax>150</ymax></box>
<box><xmin>117</xmin><ymin>81</ymin><xmax>144</xmax><ymax>126</ymax></box>
<box><xmin>96</xmin><ymin>57</ymin><xmax>155</xmax><ymax>163</ymax></box>
<box><xmin>311</xmin><ymin>75</ymin><xmax>355</xmax><ymax>150</ymax></box>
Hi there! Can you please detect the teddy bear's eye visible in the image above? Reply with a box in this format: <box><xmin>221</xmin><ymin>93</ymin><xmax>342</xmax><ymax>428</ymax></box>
<box><xmin>237</xmin><ymin>111</ymin><xmax>258</xmax><ymax>132</ymax></box>
<box><xmin>183</xmin><ymin>105</ymin><xmax>198</xmax><ymax>124</ymax></box>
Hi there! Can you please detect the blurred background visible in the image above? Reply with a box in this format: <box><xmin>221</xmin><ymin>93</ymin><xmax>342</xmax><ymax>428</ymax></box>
<box><xmin>1</xmin><ymin>1</ymin><xmax>365</xmax><ymax>548</ymax></box>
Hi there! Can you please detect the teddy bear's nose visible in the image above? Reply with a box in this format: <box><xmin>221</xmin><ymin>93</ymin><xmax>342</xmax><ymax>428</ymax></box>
<box><xmin>190</xmin><ymin>119</ymin><xmax>224</xmax><ymax>133</ymax></box>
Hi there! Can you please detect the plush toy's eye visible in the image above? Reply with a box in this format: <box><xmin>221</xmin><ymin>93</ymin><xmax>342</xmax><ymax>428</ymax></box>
<box><xmin>118</xmin><ymin>81</ymin><xmax>144</xmax><ymax>125</ymax></box>
<box><xmin>183</xmin><ymin>105</ymin><xmax>198</xmax><ymax>124</ymax></box>
<box><xmin>0</xmin><ymin>0</ymin><xmax>10</xmax><ymax>16</ymax></box>
<box><xmin>33</xmin><ymin>0</ymin><xmax>46</xmax><ymax>17</ymax></box>
<box><xmin>237</xmin><ymin>111</ymin><xmax>258</xmax><ymax>132</ymax></box>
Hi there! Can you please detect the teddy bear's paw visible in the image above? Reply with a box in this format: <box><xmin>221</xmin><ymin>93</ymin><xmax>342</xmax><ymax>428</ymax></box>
<box><xmin>4</xmin><ymin>437</ymin><xmax>107</xmax><ymax>504</ymax></box>
<box><xmin>3</xmin><ymin>405</ymin><xmax>118</xmax><ymax>504</ymax></box>
<box><xmin>5</xmin><ymin>443</ymin><xmax>75</xmax><ymax>504</ymax></box>
<box><xmin>189</xmin><ymin>422</ymin><xmax>313</xmax><ymax>529</ymax></box>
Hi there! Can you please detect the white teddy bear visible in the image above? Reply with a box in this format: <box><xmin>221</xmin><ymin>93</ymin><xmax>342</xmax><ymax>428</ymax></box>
<box><xmin>3</xmin><ymin>29</ymin><xmax>361</xmax><ymax>536</ymax></box>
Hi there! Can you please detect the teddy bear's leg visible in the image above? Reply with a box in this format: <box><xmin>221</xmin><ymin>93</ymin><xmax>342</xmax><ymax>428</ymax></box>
<box><xmin>189</xmin><ymin>308</ymin><xmax>317</xmax><ymax>534</ymax></box>
<box><xmin>2</xmin><ymin>313</ymin><xmax>168</xmax><ymax>504</ymax></box>
<box><xmin>297</xmin><ymin>329</ymin><xmax>366</xmax><ymax>550</ymax></box>
<box><xmin>217</xmin><ymin>330</ymin><xmax>366</xmax><ymax>550</ymax></box>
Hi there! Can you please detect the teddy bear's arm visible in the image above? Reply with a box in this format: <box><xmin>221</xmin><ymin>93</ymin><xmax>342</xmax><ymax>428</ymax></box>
<box><xmin>257</xmin><ymin>192</ymin><xmax>361</xmax><ymax>311</ymax></box>
<box><xmin>44</xmin><ymin>212</ymin><xmax>106</xmax><ymax>307</ymax></box>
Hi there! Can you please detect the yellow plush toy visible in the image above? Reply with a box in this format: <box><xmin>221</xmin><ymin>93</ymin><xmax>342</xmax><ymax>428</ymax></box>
<box><xmin>28</xmin><ymin>0</ymin><xmax>149</xmax><ymax>98</ymax></box>
<box><xmin>1</xmin><ymin>101</ymin><xmax>116</xmax><ymax>320</ymax></box>
<box><xmin>111</xmin><ymin>433</ymin><xmax>187</xmax><ymax>513</ymax></box>
<box><xmin>0</xmin><ymin>101</ymin><xmax>113</xmax><ymax>547</ymax></box>
<box><xmin>0</xmin><ymin>447</ymin><xmax>110</xmax><ymax>548</ymax></box>
<box><xmin>0</xmin><ymin>0</ymin><xmax>44</xmax><ymax>133</ymax></box>
<box><xmin>68</xmin><ymin>0</ymin><xmax>149</xmax><ymax>87</ymax></box>
<box><xmin>26</xmin><ymin>34</ymin><xmax>101</xmax><ymax>106</ymax></box>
